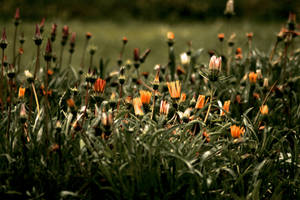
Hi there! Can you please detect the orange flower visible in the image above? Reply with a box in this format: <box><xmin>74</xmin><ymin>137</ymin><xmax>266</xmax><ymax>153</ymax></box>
<box><xmin>195</xmin><ymin>95</ymin><xmax>205</xmax><ymax>109</ymax></box>
<box><xmin>230</xmin><ymin>125</ymin><xmax>245</xmax><ymax>138</ymax></box>
<box><xmin>218</xmin><ymin>33</ymin><xmax>225</xmax><ymax>41</ymax></box>
<box><xmin>167</xmin><ymin>32</ymin><xmax>175</xmax><ymax>40</ymax></box>
<box><xmin>66</xmin><ymin>98</ymin><xmax>75</xmax><ymax>108</ymax></box>
<box><xmin>86</xmin><ymin>32</ymin><xmax>92</xmax><ymax>39</ymax></box>
<box><xmin>180</xmin><ymin>93</ymin><xmax>186</xmax><ymax>102</ymax></box>
<box><xmin>18</xmin><ymin>87</ymin><xmax>26</xmax><ymax>98</ymax></box>
<box><xmin>167</xmin><ymin>81</ymin><xmax>181</xmax><ymax>99</ymax></box>
<box><xmin>221</xmin><ymin>100</ymin><xmax>230</xmax><ymax>116</ymax></box>
<box><xmin>260</xmin><ymin>105</ymin><xmax>269</xmax><ymax>115</ymax></box>
<box><xmin>133</xmin><ymin>97</ymin><xmax>144</xmax><ymax>116</ymax></box>
<box><xmin>19</xmin><ymin>47</ymin><xmax>24</xmax><ymax>55</ymax></box>
<box><xmin>249</xmin><ymin>72</ymin><xmax>257</xmax><ymax>84</ymax></box>
<box><xmin>246</xmin><ymin>32</ymin><xmax>253</xmax><ymax>39</ymax></box>
<box><xmin>139</xmin><ymin>90</ymin><xmax>152</xmax><ymax>105</ymax></box>
<box><xmin>94</xmin><ymin>78</ymin><xmax>106</xmax><ymax>93</ymax></box>
<box><xmin>203</xmin><ymin>130</ymin><xmax>210</xmax><ymax>142</ymax></box>
<box><xmin>47</xmin><ymin>69</ymin><xmax>54</xmax><ymax>76</ymax></box>
<box><xmin>160</xmin><ymin>100</ymin><xmax>170</xmax><ymax>115</ymax></box>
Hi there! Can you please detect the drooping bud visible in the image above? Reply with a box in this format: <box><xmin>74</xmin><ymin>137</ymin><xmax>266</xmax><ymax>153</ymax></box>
<box><xmin>0</xmin><ymin>28</ymin><xmax>8</xmax><ymax>49</ymax></box>
<box><xmin>33</xmin><ymin>24</ymin><xmax>42</xmax><ymax>46</ymax></box>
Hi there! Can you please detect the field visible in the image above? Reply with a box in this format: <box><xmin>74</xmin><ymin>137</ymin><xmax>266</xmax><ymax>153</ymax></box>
<box><xmin>0</xmin><ymin>15</ymin><xmax>299</xmax><ymax>200</ymax></box>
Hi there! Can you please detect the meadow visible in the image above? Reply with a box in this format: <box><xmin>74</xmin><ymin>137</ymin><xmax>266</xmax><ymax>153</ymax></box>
<box><xmin>0</xmin><ymin>11</ymin><xmax>299</xmax><ymax>200</ymax></box>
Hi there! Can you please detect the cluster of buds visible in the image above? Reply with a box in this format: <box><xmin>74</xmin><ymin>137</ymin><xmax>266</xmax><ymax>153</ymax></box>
<box><xmin>69</xmin><ymin>32</ymin><xmax>76</xmax><ymax>54</ymax></box>
<box><xmin>61</xmin><ymin>25</ymin><xmax>69</xmax><ymax>46</ymax></box>
<box><xmin>33</xmin><ymin>24</ymin><xmax>42</xmax><ymax>46</ymax></box>
<box><xmin>208</xmin><ymin>55</ymin><xmax>222</xmax><ymax>81</ymax></box>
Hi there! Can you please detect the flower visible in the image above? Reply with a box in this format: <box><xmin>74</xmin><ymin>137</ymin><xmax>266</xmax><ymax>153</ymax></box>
<box><xmin>218</xmin><ymin>33</ymin><xmax>225</xmax><ymax>42</ymax></box>
<box><xmin>246</xmin><ymin>32</ymin><xmax>253</xmax><ymax>40</ymax></box>
<box><xmin>94</xmin><ymin>78</ymin><xmax>106</xmax><ymax>93</ymax></box>
<box><xmin>160</xmin><ymin>100</ymin><xmax>170</xmax><ymax>115</ymax></box>
<box><xmin>139</xmin><ymin>90</ymin><xmax>152</xmax><ymax>105</ymax></box>
<box><xmin>235</xmin><ymin>47</ymin><xmax>242</xmax><ymax>60</ymax></box>
<box><xmin>260</xmin><ymin>105</ymin><xmax>269</xmax><ymax>115</ymax></box>
<box><xmin>180</xmin><ymin>53</ymin><xmax>190</xmax><ymax>65</ymax></box>
<box><xmin>221</xmin><ymin>100</ymin><xmax>230</xmax><ymax>116</ymax></box>
<box><xmin>66</xmin><ymin>98</ymin><xmax>75</xmax><ymax>108</ymax></box>
<box><xmin>86</xmin><ymin>32</ymin><xmax>92</xmax><ymax>39</ymax></box>
<box><xmin>224</xmin><ymin>0</ymin><xmax>235</xmax><ymax>15</ymax></box>
<box><xmin>122</xmin><ymin>36</ymin><xmax>128</xmax><ymax>44</ymax></box>
<box><xmin>180</xmin><ymin>93</ymin><xmax>186</xmax><ymax>102</ymax></box>
<box><xmin>195</xmin><ymin>95</ymin><xmax>205</xmax><ymax>109</ymax></box>
<box><xmin>18</xmin><ymin>87</ymin><xmax>26</xmax><ymax>98</ymax></box>
<box><xmin>209</xmin><ymin>55</ymin><xmax>222</xmax><ymax>71</ymax></box>
<box><xmin>167</xmin><ymin>32</ymin><xmax>175</xmax><ymax>40</ymax></box>
<box><xmin>249</xmin><ymin>72</ymin><xmax>258</xmax><ymax>84</ymax></box>
<box><xmin>167</xmin><ymin>81</ymin><xmax>181</xmax><ymax>99</ymax></box>
<box><xmin>133</xmin><ymin>97</ymin><xmax>144</xmax><ymax>116</ymax></box>
<box><xmin>230</xmin><ymin>125</ymin><xmax>245</xmax><ymax>138</ymax></box>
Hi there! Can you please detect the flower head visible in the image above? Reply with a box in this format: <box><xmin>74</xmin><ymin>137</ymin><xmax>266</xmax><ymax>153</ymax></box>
<box><xmin>224</xmin><ymin>0</ymin><xmax>235</xmax><ymax>16</ymax></box>
<box><xmin>260</xmin><ymin>105</ymin><xmax>269</xmax><ymax>115</ymax></box>
<box><xmin>180</xmin><ymin>53</ymin><xmax>190</xmax><ymax>65</ymax></box>
<box><xmin>195</xmin><ymin>95</ymin><xmax>205</xmax><ymax>109</ymax></box>
<box><xmin>139</xmin><ymin>90</ymin><xmax>152</xmax><ymax>105</ymax></box>
<box><xmin>94</xmin><ymin>78</ymin><xmax>106</xmax><ymax>93</ymax></box>
<box><xmin>218</xmin><ymin>33</ymin><xmax>225</xmax><ymax>42</ymax></box>
<box><xmin>160</xmin><ymin>100</ymin><xmax>170</xmax><ymax>115</ymax></box>
<box><xmin>133</xmin><ymin>97</ymin><xmax>144</xmax><ymax>116</ymax></box>
<box><xmin>230</xmin><ymin>125</ymin><xmax>245</xmax><ymax>138</ymax></box>
<box><xmin>221</xmin><ymin>100</ymin><xmax>230</xmax><ymax>116</ymax></box>
<box><xmin>18</xmin><ymin>87</ymin><xmax>26</xmax><ymax>98</ymax></box>
<box><xmin>209</xmin><ymin>55</ymin><xmax>222</xmax><ymax>71</ymax></box>
<box><xmin>249</xmin><ymin>72</ymin><xmax>258</xmax><ymax>84</ymax></box>
<box><xmin>167</xmin><ymin>81</ymin><xmax>181</xmax><ymax>99</ymax></box>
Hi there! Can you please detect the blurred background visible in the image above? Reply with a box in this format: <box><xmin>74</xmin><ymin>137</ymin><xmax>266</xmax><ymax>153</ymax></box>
<box><xmin>1</xmin><ymin>0</ymin><xmax>299</xmax><ymax>72</ymax></box>
<box><xmin>0</xmin><ymin>0</ymin><xmax>299</xmax><ymax>22</ymax></box>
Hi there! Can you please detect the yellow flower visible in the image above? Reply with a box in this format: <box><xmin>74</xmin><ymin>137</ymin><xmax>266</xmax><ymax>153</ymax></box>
<box><xmin>249</xmin><ymin>72</ymin><xmax>258</xmax><ymax>84</ymax></box>
<box><xmin>260</xmin><ymin>105</ymin><xmax>269</xmax><ymax>115</ymax></box>
<box><xmin>166</xmin><ymin>81</ymin><xmax>181</xmax><ymax>99</ymax></box>
<box><xmin>18</xmin><ymin>87</ymin><xmax>26</xmax><ymax>98</ymax></box>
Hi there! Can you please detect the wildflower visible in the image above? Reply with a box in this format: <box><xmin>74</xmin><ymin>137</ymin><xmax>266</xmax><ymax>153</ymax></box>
<box><xmin>230</xmin><ymin>125</ymin><xmax>245</xmax><ymax>138</ymax></box>
<box><xmin>14</xmin><ymin>8</ymin><xmax>20</xmax><ymax>26</ymax></box>
<box><xmin>176</xmin><ymin>66</ymin><xmax>185</xmax><ymax>75</ymax></box>
<box><xmin>247</xmin><ymin>32</ymin><xmax>253</xmax><ymax>40</ymax></box>
<box><xmin>263</xmin><ymin>78</ymin><xmax>269</xmax><ymax>88</ymax></box>
<box><xmin>47</xmin><ymin>69</ymin><xmax>54</xmax><ymax>76</ymax></box>
<box><xmin>260</xmin><ymin>105</ymin><xmax>269</xmax><ymax>115</ymax></box>
<box><xmin>51</xmin><ymin>23</ymin><xmax>57</xmax><ymax>42</ymax></box>
<box><xmin>224</xmin><ymin>0</ymin><xmax>234</xmax><ymax>16</ymax></box>
<box><xmin>221</xmin><ymin>100</ymin><xmax>230</xmax><ymax>116</ymax></box>
<box><xmin>209</xmin><ymin>55</ymin><xmax>222</xmax><ymax>71</ymax></box>
<box><xmin>86</xmin><ymin>32</ymin><xmax>92</xmax><ymax>39</ymax></box>
<box><xmin>139</xmin><ymin>90</ymin><xmax>152</xmax><ymax>105</ymax></box>
<box><xmin>33</xmin><ymin>24</ymin><xmax>42</xmax><ymax>46</ymax></box>
<box><xmin>70</xmin><ymin>32</ymin><xmax>76</xmax><ymax>48</ymax></box>
<box><xmin>167</xmin><ymin>32</ymin><xmax>175</xmax><ymax>46</ymax></box>
<box><xmin>256</xmin><ymin>69</ymin><xmax>262</xmax><ymax>79</ymax></box>
<box><xmin>180</xmin><ymin>93</ymin><xmax>186</xmax><ymax>103</ymax></box>
<box><xmin>44</xmin><ymin>39</ymin><xmax>52</xmax><ymax>61</ymax></box>
<box><xmin>249</xmin><ymin>72</ymin><xmax>258</xmax><ymax>84</ymax></box>
<box><xmin>133</xmin><ymin>97</ymin><xmax>144</xmax><ymax>116</ymax></box>
<box><xmin>160</xmin><ymin>100</ymin><xmax>170</xmax><ymax>115</ymax></box>
<box><xmin>218</xmin><ymin>33</ymin><xmax>225</xmax><ymax>42</ymax></box>
<box><xmin>195</xmin><ymin>95</ymin><xmax>205</xmax><ymax>109</ymax></box>
<box><xmin>152</xmin><ymin>65</ymin><xmax>160</xmax><ymax>90</ymax></box>
<box><xmin>253</xmin><ymin>92</ymin><xmax>260</xmax><ymax>100</ymax></box>
<box><xmin>20</xmin><ymin>103</ymin><xmax>27</xmax><ymax>123</ymax></box>
<box><xmin>66</xmin><ymin>98</ymin><xmax>75</xmax><ymax>108</ymax></box>
<box><xmin>235</xmin><ymin>47</ymin><xmax>242</xmax><ymax>60</ymax></box>
<box><xmin>94</xmin><ymin>78</ymin><xmax>106</xmax><ymax>93</ymax></box>
<box><xmin>18</xmin><ymin>87</ymin><xmax>26</xmax><ymax>98</ymax></box>
<box><xmin>0</xmin><ymin>28</ymin><xmax>8</xmax><ymax>49</ymax></box>
<box><xmin>180</xmin><ymin>53</ymin><xmax>190</xmax><ymax>65</ymax></box>
<box><xmin>166</xmin><ymin>81</ymin><xmax>181</xmax><ymax>99</ymax></box>
<box><xmin>122</xmin><ymin>36</ymin><xmax>128</xmax><ymax>44</ymax></box>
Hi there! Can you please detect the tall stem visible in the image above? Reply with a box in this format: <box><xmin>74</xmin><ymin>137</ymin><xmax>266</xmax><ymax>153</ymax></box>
<box><xmin>12</xmin><ymin>25</ymin><xmax>18</xmax><ymax>66</ymax></box>
<box><xmin>59</xmin><ymin>45</ymin><xmax>65</xmax><ymax>69</ymax></box>
<box><xmin>34</xmin><ymin>45</ymin><xmax>40</xmax><ymax>80</ymax></box>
